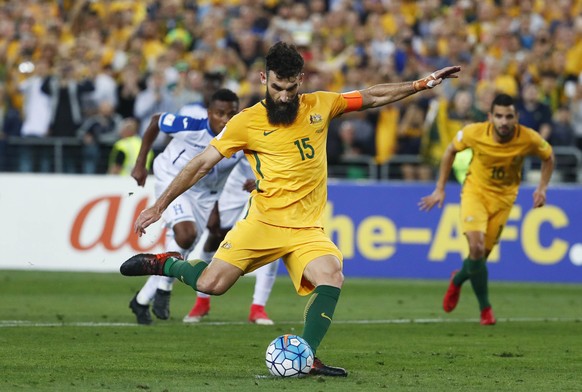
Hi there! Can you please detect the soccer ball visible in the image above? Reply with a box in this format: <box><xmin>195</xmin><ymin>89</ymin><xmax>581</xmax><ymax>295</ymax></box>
<box><xmin>265</xmin><ymin>334</ymin><xmax>314</xmax><ymax>377</ymax></box>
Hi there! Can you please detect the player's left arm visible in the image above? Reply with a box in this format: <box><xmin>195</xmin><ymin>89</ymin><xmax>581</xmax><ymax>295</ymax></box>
<box><xmin>533</xmin><ymin>151</ymin><xmax>555</xmax><ymax>208</ymax></box>
<box><xmin>354</xmin><ymin>66</ymin><xmax>461</xmax><ymax>110</ymax></box>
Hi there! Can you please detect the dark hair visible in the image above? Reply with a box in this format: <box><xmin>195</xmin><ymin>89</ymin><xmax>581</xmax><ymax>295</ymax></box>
<box><xmin>211</xmin><ymin>88</ymin><xmax>239</xmax><ymax>103</ymax></box>
<box><xmin>265</xmin><ymin>41</ymin><xmax>304</xmax><ymax>79</ymax></box>
<box><xmin>490</xmin><ymin>93</ymin><xmax>514</xmax><ymax>112</ymax></box>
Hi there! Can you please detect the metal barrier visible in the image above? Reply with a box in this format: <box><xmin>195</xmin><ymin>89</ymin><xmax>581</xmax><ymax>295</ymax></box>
<box><xmin>378</xmin><ymin>154</ymin><xmax>424</xmax><ymax>180</ymax></box>
<box><xmin>3</xmin><ymin>136</ymin><xmax>115</xmax><ymax>174</ymax></box>
<box><xmin>553</xmin><ymin>146</ymin><xmax>581</xmax><ymax>182</ymax></box>
<box><xmin>330</xmin><ymin>148</ymin><xmax>581</xmax><ymax>183</ymax></box>
<box><xmin>328</xmin><ymin>156</ymin><xmax>378</xmax><ymax>179</ymax></box>
<box><xmin>524</xmin><ymin>146</ymin><xmax>581</xmax><ymax>183</ymax></box>
<box><xmin>4</xmin><ymin>137</ymin><xmax>581</xmax><ymax>183</ymax></box>
<box><xmin>328</xmin><ymin>155</ymin><xmax>425</xmax><ymax>180</ymax></box>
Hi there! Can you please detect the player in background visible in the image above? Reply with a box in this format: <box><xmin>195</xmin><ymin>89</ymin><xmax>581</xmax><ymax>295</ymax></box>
<box><xmin>419</xmin><ymin>93</ymin><xmax>555</xmax><ymax>325</ymax></box>
<box><xmin>128</xmin><ymin>88</ymin><xmax>243</xmax><ymax>325</ymax></box>
<box><xmin>183</xmin><ymin>158</ymin><xmax>279</xmax><ymax>325</ymax></box>
<box><xmin>130</xmin><ymin>88</ymin><xmax>277</xmax><ymax>325</ymax></box>
<box><xmin>121</xmin><ymin>41</ymin><xmax>460</xmax><ymax>376</ymax></box>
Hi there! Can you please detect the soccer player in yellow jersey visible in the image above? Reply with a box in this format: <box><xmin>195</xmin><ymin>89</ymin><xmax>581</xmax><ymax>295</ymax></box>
<box><xmin>120</xmin><ymin>41</ymin><xmax>461</xmax><ymax>376</ymax></box>
<box><xmin>419</xmin><ymin>93</ymin><xmax>555</xmax><ymax>326</ymax></box>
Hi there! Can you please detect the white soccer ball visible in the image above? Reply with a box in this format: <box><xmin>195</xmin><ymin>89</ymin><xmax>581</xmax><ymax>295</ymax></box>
<box><xmin>265</xmin><ymin>334</ymin><xmax>314</xmax><ymax>377</ymax></box>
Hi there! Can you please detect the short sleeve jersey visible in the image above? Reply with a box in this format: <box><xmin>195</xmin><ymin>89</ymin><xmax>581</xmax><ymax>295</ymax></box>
<box><xmin>210</xmin><ymin>91</ymin><xmax>350</xmax><ymax>228</ymax></box>
<box><xmin>154</xmin><ymin>113</ymin><xmax>244</xmax><ymax>193</ymax></box>
<box><xmin>453</xmin><ymin>122</ymin><xmax>553</xmax><ymax>198</ymax></box>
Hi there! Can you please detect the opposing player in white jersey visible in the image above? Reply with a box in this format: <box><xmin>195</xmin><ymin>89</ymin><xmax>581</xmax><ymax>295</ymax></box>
<box><xmin>183</xmin><ymin>158</ymin><xmax>279</xmax><ymax>325</ymax></box>
<box><xmin>130</xmin><ymin>88</ymin><xmax>277</xmax><ymax>325</ymax></box>
<box><xmin>129</xmin><ymin>89</ymin><xmax>243</xmax><ymax>324</ymax></box>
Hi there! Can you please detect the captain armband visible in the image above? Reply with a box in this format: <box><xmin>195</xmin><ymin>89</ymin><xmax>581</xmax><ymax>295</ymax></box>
<box><xmin>341</xmin><ymin>91</ymin><xmax>363</xmax><ymax>112</ymax></box>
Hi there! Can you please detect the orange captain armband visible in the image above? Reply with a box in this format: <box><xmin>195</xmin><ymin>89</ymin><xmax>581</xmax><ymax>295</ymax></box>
<box><xmin>341</xmin><ymin>91</ymin><xmax>363</xmax><ymax>112</ymax></box>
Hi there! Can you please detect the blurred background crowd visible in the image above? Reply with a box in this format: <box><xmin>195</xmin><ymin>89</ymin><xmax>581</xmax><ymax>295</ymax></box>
<box><xmin>0</xmin><ymin>0</ymin><xmax>581</xmax><ymax>182</ymax></box>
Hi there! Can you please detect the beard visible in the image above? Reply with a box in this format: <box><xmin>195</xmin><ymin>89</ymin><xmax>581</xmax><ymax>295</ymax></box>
<box><xmin>494</xmin><ymin>125</ymin><xmax>514</xmax><ymax>142</ymax></box>
<box><xmin>265</xmin><ymin>91</ymin><xmax>300</xmax><ymax>126</ymax></box>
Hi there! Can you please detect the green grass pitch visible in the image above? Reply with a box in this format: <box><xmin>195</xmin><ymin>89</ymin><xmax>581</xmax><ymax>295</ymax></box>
<box><xmin>0</xmin><ymin>270</ymin><xmax>580</xmax><ymax>391</ymax></box>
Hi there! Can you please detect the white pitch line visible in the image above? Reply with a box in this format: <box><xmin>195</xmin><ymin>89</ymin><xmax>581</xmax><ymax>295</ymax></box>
<box><xmin>0</xmin><ymin>317</ymin><xmax>579</xmax><ymax>328</ymax></box>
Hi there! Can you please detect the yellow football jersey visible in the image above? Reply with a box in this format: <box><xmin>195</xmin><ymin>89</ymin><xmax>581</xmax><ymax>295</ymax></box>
<box><xmin>210</xmin><ymin>91</ymin><xmax>349</xmax><ymax>228</ymax></box>
<box><xmin>453</xmin><ymin>122</ymin><xmax>553</xmax><ymax>198</ymax></box>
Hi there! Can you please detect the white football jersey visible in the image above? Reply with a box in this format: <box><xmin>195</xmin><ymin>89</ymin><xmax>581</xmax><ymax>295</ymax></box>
<box><xmin>152</xmin><ymin>112</ymin><xmax>244</xmax><ymax>197</ymax></box>
<box><xmin>217</xmin><ymin>158</ymin><xmax>257</xmax><ymax>228</ymax></box>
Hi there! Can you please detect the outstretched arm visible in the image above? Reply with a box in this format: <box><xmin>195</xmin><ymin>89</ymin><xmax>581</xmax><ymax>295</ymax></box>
<box><xmin>419</xmin><ymin>142</ymin><xmax>458</xmax><ymax>211</ymax></box>
<box><xmin>359</xmin><ymin>66</ymin><xmax>461</xmax><ymax>110</ymax></box>
<box><xmin>135</xmin><ymin>145</ymin><xmax>224</xmax><ymax>235</ymax></box>
<box><xmin>131</xmin><ymin>114</ymin><xmax>161</xmax><ymax>186</ymax></box>
<box><xmin>533</xmin><ymin>152</ymin><xmax>554</xmax><ymax>208</ymax></box>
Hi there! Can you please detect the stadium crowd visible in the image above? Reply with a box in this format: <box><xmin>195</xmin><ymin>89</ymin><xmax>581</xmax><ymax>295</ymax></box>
<box><xmin>0</xmin><ymin>0</ymin><xmax>581</xmax><ymax>181</ymax></box>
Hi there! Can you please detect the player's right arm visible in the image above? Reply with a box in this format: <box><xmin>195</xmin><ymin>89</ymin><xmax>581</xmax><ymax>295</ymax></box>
<box><xmin>131</xmin><ymin>113</ymin><xmax>162</xmax><ymax>186</ymax></box>
<box><xmin>357</xmin><ymin>66</ymin><xmax>461</xmax><ymax>110</ymax></box>
<box><xmin>135</xmin><ymin>144</ymin><xmax>224</xmax><ymax>235</ymax></box>
<box><xmin>419</xmin><ymin>142</ymin><xmax>458</xmax><ymax>211</ymax></box>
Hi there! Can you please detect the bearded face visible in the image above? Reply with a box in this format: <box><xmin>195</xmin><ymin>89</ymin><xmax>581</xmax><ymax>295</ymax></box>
<box><xmin>489</xmin><ymin>104</ymin><xmax>518</xmax><ymax>143</ymax></box>
<box><xmin>265</xmin><ymin>89</ymin><xmax>300</xmax><ymax>126</ymax></box>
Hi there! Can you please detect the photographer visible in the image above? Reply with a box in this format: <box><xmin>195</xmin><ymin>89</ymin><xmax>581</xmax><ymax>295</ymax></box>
<box><xmin>41</xmin><ymin>58</ymin><xmax>95</xmax><ymax>173</ymax></box>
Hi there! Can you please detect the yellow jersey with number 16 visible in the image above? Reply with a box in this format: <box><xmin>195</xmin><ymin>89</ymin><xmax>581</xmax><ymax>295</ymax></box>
<box><xmin>210</xmin><ymin>91</ymin><xmax>360</xmax><ymax>228</ymax></box>
<box><xmin>453</xmin><ymin>122</ymin><xmax>553</xmax><ymax>198</ymax></box>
